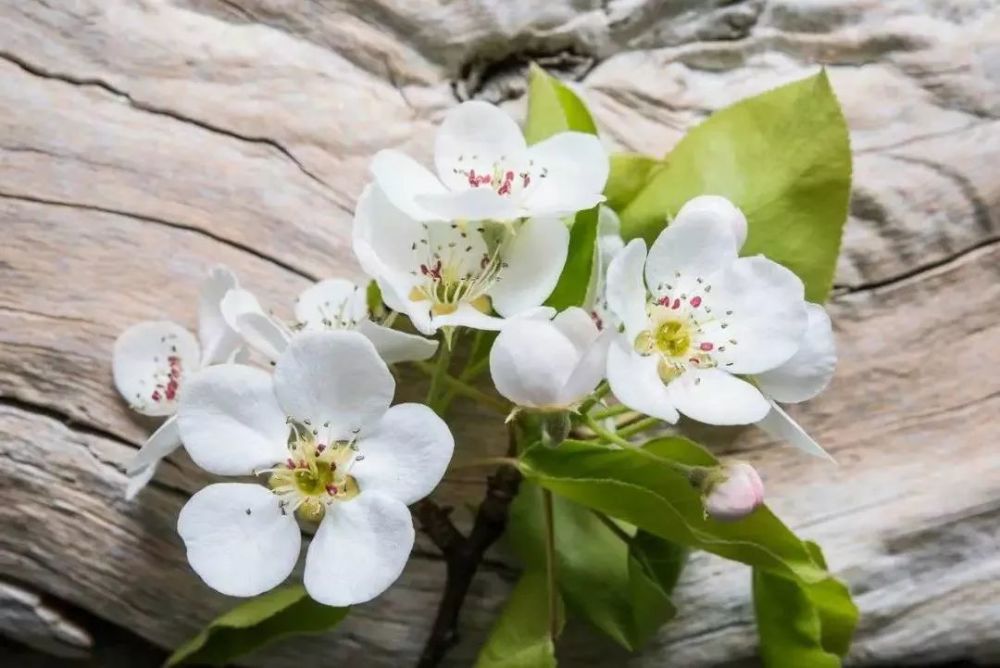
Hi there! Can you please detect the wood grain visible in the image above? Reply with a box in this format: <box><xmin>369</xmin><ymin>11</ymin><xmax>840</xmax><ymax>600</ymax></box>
<box><xmin>1</xmin><ymin>0</ymin><xmax>998</xmax><ymax>665</ymax></box>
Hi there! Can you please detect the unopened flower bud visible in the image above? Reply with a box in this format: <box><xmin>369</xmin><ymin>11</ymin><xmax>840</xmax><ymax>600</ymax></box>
<box><xmin>701</xmin><ymin>461</ymin><xmax>764</xmax><ymax>522</ymax></box>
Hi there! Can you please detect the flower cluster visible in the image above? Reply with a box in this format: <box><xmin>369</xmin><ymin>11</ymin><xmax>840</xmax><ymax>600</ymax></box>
<box><xmin>113</xmin><ymin>98</ymin><xmax>837</xmax><ymax>611</ymax></box>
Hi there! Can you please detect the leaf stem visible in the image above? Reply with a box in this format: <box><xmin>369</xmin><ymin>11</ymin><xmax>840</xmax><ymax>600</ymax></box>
<box><xmin>583</xmin><ymin>414</ymin><xmax>632</xmax><ymax>448</ymax></box>
<box><xmin>413</xmin><ymin>360</ymin><xmax>508</xmax><ymax>413</ymax></box>
<box><xmin>425</xmin><ymin>338</ymin><xmax>454</xmax><ymax>414</ymax></box>
<box><xmin>576</xmin><ymin>381</ymin><xmax>610</xmax><ymax>415</ymax></box>
<box><xmin>589</xmin><ymin>403</ymin><xmax>632</xmax><ymax>420</ymax></box>
<box><xmin>617</xmin><ymin>416</ymin><xmax>662</xmax><ymax>439</ymax></box>
<box><xmin>542</xmin><ymin>488</ymin><xmax>559</xmax><ymax>640</ymax></box>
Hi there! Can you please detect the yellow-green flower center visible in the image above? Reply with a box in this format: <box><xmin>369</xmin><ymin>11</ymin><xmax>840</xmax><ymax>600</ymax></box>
<box><xmin>267</xmin><ymin>423</ymin><xmax>360</xmax><ymax>522</ymax></box>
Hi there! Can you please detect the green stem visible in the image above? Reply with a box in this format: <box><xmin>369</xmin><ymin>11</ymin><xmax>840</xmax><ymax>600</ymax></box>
<box><xmin>414</xmin><ymin>360</ymin><xmax>507</xmax><ymax>413</ymax></box>
<box><xmin>583</xmin><ymin>414</ymin><xmax>632</xmax><ymax>448</ymax></box>
<box><xmin>594</xmin><ymin>511</ymin><xmax>632</xmax><ymax>544</ymax></box>
<box><xmin>617</xmin><ymin>416</ymin><xmax>662</xmax><ymax>439</ymax></box>
<box><xmin>425</xmin><ymin>339</ymin><xmax>453</xmax><ymax>413</ymax></box>
<box><xmin>577</xmin><ymin>381</ymin><xmax>610</xmax><ymax>416</ymax></box>
<box><xmin>542</xmin><ymin>488</ymin><xmax>559</xmax><ymax>640</ymax></box>
<box><xmin>589</xmin><ymin>404</ymin><xmax>632</xmax><ymax>420</ymax></box>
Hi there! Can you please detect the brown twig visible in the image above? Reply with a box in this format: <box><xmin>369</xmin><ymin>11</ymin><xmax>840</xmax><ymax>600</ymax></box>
<box><xmin>412</xmin><ymin>463</ymin><xmax>523</xmax><ymax>668</ymax></box>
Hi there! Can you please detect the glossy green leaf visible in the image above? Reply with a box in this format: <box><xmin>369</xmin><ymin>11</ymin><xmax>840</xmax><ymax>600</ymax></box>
<box><xmin>752</xmin><ymin>543</ymin><xmax>857</xmax><ymax>667</ymax></box>
<box><xmin>509</xmin><ymin>482</ymin><xmax>676</xmax><ymax>650</ymax></box>
<box><xmin>166</xmin><ymin>585</ymin><xmax>349</xmax><ymax>667</ymax></box>
<box><xmin>475</xmin><ymin>570</ymin><xmax>564</xmax><ymax>668</ymax></box>
<box><xmin>604</xmin><ymin>153</ymin><xmax>664</xmax><ymax>212</ymax></box>
<box><xmin>619</xmin><ymin>70</ymin><xmax>851</xmax><ymax>302</ymax></box>
<box><xmin>545</xmin><ymin>206</ymin><xmax>600</xmax><ymax>310</ymax></box>
<box><xmin>629</xmin><ymin>530</ymin><xmax>687</xmax><ymax>597</ymax></box>
<box><xmin>524</xmin><ymin>64</ymin><xmax>597</xmax><ymax>145</ymax></box>
<box><xmin>518</xmin><ymin>439</ymin><xmax>827</xmax><ymax>583</ymax></box>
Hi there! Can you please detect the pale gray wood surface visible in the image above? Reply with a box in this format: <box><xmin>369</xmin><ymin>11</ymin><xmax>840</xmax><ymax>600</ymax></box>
<box><xmin>1</xmin><ymin>0</ymin><xmax>998</xmax><ymax>665</ymax></box>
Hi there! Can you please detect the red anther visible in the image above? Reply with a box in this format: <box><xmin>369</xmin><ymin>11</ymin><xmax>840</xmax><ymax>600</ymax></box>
<box><xmin>690</xmin><ymin>358</ymin><xmax>700</xmax><ymax>364</ymax></box>
<box><xmin>656</xmin><ymin>296</ymin><xmax>670</xmax><ymax>306</ymax></box>
<box><xmin>497</xmin><ymin>170</ymin><xmax>515</xmax><ymax>195</ymax></box>
<box><xmin>151</xmin><ymin>390</ymin><xmax>161</xmax><ymax>401</ymax></box>
<box><xmin>672</xmin><ymin>298</ymin><xmax>681</xmax><ymax>309</ymax></box>
<box><xmin>590</xmin><ymin>310</ymin><xmax>604</xmax><ymax>330</ymax></box>
<box><xmin>286</xmin><ymin>458</ymin><xmax>296</xmax><ymax>469</ymax></box>
<box><xmin>522</xmin><ymin>173</ymin><xmax>531</xmax><ymax>188</ymax></box>
<box><xmin>690</xmin><ymin>296</ymin><xmax>702</xmax><ymax>307</ymax></box>
<box><xmin>326</xmin><ymin>484</ymin><xmax>339</xmax><ymax>495</ymax></box>
<box><xmin>165</xmin><ymin>387</ymin><xmax>176</xmax><ymax>401</ymax></box>
<box><xmin>315</xmin><ymin>444</ymin><xmax>326</xmax><ymax>454</ymax></box>
<box><xmin>700</xmin><ymin>342</ymin><xmax>714</xmax><ymax>351</ymax></box>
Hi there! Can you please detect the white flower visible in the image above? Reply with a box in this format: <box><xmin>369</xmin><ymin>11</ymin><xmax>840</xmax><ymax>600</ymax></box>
<box><xmin>175</xmin><ymin>330</ymin><xmax>454</xmax><ymax>606</ymax></box>
<box><xmin>604</xmin><ymin>196</ymin><xmax>808</xmax><ymax>425</ymax></box>
<box><xmin>702</xmin><ymin>461</ymin><xmax>765</xmax><ymax>522</ymax></box>
<box><xmin>113</xmin><ymin>265</ymin><xmax>243</xmax><ymax>499</ymax></box>
<box><xmin>218</xmin><ymin>278</ymin><xmax>438</xmax><ymax>365</ymax></box>
<box><xmin>755</xmin><ymin>303</ymin><xmax>837</xmax><ymax>460</ymax></box>
<box><xmin>353</xmin><ymin>184</ymin><xmax>567</xmax><ymax>334</ymax></box>
<box><xmin>370</xmin><ymin>100</ymin><xmax>609</xmax><ymax>222</ymax></box>
<box><xmin>489</xmin><ymin>307</ymin><xmax>611</xmax><ymax>410</ymax></box>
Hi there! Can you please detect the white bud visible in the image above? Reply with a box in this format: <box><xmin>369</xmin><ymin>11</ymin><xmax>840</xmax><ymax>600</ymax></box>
<box><xmin>703</xmin><ymin>461</ymin><xmax>764</xmax><ymax>522</ymax></box>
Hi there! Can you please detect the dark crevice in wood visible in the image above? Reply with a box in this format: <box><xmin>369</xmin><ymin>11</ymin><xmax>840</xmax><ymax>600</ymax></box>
<box><xmin>0</xmin><ymin>190</ymin><xmax>319</xmax><ymax>282</ymax></box>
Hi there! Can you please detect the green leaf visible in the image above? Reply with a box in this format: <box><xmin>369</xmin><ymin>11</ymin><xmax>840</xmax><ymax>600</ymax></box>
<box><xmin>518</xmin><ymin>439</ymin><xmax>827</xmax><ymax>583</ymax></box>
<box><xmin>619</xmin><ymin>70</ymin><xmax>851</xmax><ymax>302</ymax></box>
<box><xmin>508</xmin><ymin>482</ymin><xmax>676</xmax><ymax>650</ymax></box>
<box><xmin>603</xmin><ymin>153</ymin><xmax>664</xmax><ymax>212</ymax></box>
<box><xmin>166</xmin><ymin>585</ymin><xmax>349</xmax><ymax>667</ymax></box>
<box><xmin>524</xmin><ymin>64</ymin><xmax>597</xmax><ymax>145</ymax></box>
<box><xmin>629</xmin><ymin>530</ymin><xmax>687</xmax><ymax>597</ymax></box>
<box><xmin>475</xmin><ymin>570</ymin><xmax>564</xmax><ymax>668</ymax></box>
<box><xmin>752</xmin><ymin>543</ymin><xmax>857</xmax><ymax>667</ymax></box>
<box><xmin>545</xmin><ymin>206</ymin><xmax>600</xmax><ymax>310</ymax></box>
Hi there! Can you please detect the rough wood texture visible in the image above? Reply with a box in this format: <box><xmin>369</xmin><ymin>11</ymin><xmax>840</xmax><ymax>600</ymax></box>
<box><xmin>1</xmin><ymin>0</ymin><xmax>998</xmax><ymax>665</ymax></box>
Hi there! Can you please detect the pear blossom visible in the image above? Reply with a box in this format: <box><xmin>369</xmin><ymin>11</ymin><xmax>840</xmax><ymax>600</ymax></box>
<box><xmin>605</xmin><ymin>196</ymin><xmax>808</xmax><ymax>425</ymax></box>
<box><xmin>702</xmin><ymin>461</ymin><xmax>765</xmax><ymax>522</ymax></box>
<box><xmin>113</xmin><ymin>265</ymin><xmax>243</xmax><ymax>499</ymax></box>
<box><xmin>218</xmin><ymin>278</ymin><xmax>437</xmax><ymax>365</ymax></box>
<box><xmin>353</xmin><ymin>184</ymin><xmax>567</xmax><ymax>334</ymax></box>
<box><xmin>370</xmin><ymin>100</ymin><xmax>609</xmax><ymax>223</ymax></box>
<box><xmin>175</xmin><ymin>330</ymin><xmax>454</xmax><ymax>605</ymax></box>
<box><xmin>489</xmin><ymin>307</ymin><xmax>611</xmax><ymax>410</ymax></box>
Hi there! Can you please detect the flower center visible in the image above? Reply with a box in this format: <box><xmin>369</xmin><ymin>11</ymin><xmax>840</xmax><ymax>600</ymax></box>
<box><xmin>264</xmin><ymin>421</ymin><xmax>361</xmax><ymax>522</ymax></box>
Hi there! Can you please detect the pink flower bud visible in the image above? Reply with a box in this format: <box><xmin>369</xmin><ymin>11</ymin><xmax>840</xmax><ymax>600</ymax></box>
<box><xmin>703</xmin><ymin>461</ymin><xmax>764</xmax><ymax>522</ymax></box>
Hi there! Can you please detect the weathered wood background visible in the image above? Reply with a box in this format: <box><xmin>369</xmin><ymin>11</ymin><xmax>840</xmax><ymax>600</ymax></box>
<box><xmin>2</xmin><ymin>0</ymin><xmax>999</xmax><ymax>665</ymax></box>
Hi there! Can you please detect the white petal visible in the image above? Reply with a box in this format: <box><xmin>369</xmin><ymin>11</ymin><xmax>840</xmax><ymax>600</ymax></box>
<box><xmin>352</xmin><ymin>184</ymin><xmax>422</xmax><ymax>303</ymax></box>
<box><xmin>755</xmin><ymin>303</ymin><xmax>836</xmax><ymax>403</ymax></box>
<box><xmin>434</xmin><ymin>100</ymin><xmax>527</xmax><ymax>191</ymax></box>
<box><xmin>667</xmin><ymin>368</ymin><xmax>770</xmax><ymax>425</ymax></box>
<box><xmin>523</xmin><ymin>132</ymin><xmax>609</xmax><ymax>217</ymax></box>
<box><xmin>273</xmin><ymin>331</ymin><xmax>394</xmax><ymax>438</ymax></box>
<box><xmin>295</xmin><ymin>279</ymin><xmax>368</xmax><ymax>331</ymax></box>
<box><xmin>606</xmin><ymin>338</ymin><xmax>679</xmax><ymax>423</ymax></box>
<box><xmin>558</xmin><ymin>327</ymin><xmax>612</xmax><ymax>406</ymax></box>
<box><xmin>113</xmin><ymin>321</ymin><xmax>200</xmax><ymax>417</ymax></box>
<box><xmin>220</xmin><ymin>288</ymin><xmax>266</xmax><ymax>329</ymax></box>
<box><xmin>125</xmin><ymin>462</ymin><xmax>159</xmax><ymax>502</ymax></box>
<box><xmin>757</xmin><ymin>401</ymin><xmax>835</xmax><ymax>461</ymax></box>
<box><xmin>597</xmin><ymin>205</ymin><xmax>625</xmax><ymax>263</ymax></box>
<box><xmin>198</xmin><ymin>265</ymin><xmax>241</xmax><ymax>366</ymax></box>
<box><xmin>490</xmin><ymin>319</ymin><xmax>579</xmax><ymax>408</ymax></box>
<box><xmin>605</xmin><ymin>239</ymin><xmax>648</xmax><ymax>343</ymax></box>
<box><xmin>353</xmin><ymin>403</ymin><xmax>454</xmax><ymax>504</ymax></box>
<box><xmin>645</xmin><ymin>204</ymin><xmax>739</xmax><ymax>295</ymax></box>
<box><xmin>356</xmin><ymin>319</ymin><xmax>438</xmax><ymax>364</ymax></box>
<box><xmin>675</xmin><ymin>195</ymin><xmax>748</xmax><ymax>251</ymax></box>
<box><xmin>177</xmin><ymin>365</ymin><xmax>289</xmax><ymax>475</ymax></box>
<box><xmin>431</xmin><ymin>303</ymin><xmax>507</xmax><ymax>332</ymax></box>
<box><xmin>704</xmin><ymin>256</ymin><xmax>808</xmax><ymax>374</ymax></box>
<box><xmin>234</xmin><ymin>312</ymin><xmax>289</xmax><ymax>362</ymax></box>
<box><xmin>178</xmin><ymin>483</ymin><xmax>300</xmax><ymax>598</ymax></box>
<box><xmin>415</xmin><ymin>188</ymin><xmax>522</xmax><ymax>222</ymax></box>
<box><xmin>126</xmin><ymin>414</ymin><xmax>181</xmax><ymax>475</ymax></box>
<box><xmin>303</xmin><ymin>491</ymin><xmax>415</xmax><ymax>606</ymax></box>
<box><xmin>488</xmin><ymin>217</ymin><xmax>570</xmax><ymax>317</ymax></box>
<box><xmin>370</xmin><ymin>149</ymin><xmax>448</xmax><ymax>221</ymax></box>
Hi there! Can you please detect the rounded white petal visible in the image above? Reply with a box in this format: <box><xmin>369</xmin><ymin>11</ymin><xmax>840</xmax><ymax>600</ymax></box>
<box><xmin>551</xmin><ymin>306</ymin><xmax>600</xmax><ymax>354</ymax></box>
<box><xmin>126</xmin><ymin>414</ymin><xmax>181</xmax><ymax>476</ymax></box>
<box><xmin>431</xmin><ymin>303</ymin><xmax>508</xmax><ymax>332</ymax></box>
<box><xmin>177</xmin><ymin>365</ymin><xmax>289</xmax><ymax>475</ymax></box>
<box><xmin>597</xmin><ymin>205</ymin><xmax>626</xmax><ymax>263</ymax></box>
<box><xmin>353</xmin><ymin>403</ymin><xmax>454</xmax><ymax>504</ymax></box>
<box><xmin>125</xmin><ymin>462</ymin><xmax>159</xmax><ymax>502</ymax></box>
<box><xmin>234</xmin><ymin>312</ymin><xmax>289</xmax><ymax>362</ymax></box>
<box><xmin>488</xmin><ymin>217</ymin><xmax>570</xmax><ymax>317</ymax></box>
<box><xmin>178</xmin><ymin>483</ymin><xmax>300</xmax><ymax>597</ymax></box>
<box><xmin>113</xmin><ymin>321</ymin><xmax>200</xmax><ymax>417</ymax></box>
<box><xmin>704</xmin><ymin>256</ymin><xmax>808</xmax><ymax>374</ymax></box>
<box><xmin>490</xmin><ymin>319</ymin><xmax>580</xmax><ymax>408</ymax></box>
<box><xmin>523</xmin><ymin>132</ymin><xmax>609</xmax><ymax>217</ymax></box>
<box><xmin>370</xmin><ymin>149</ymin><xmax>448</xmax><ymax>221</ymax></box>
<box><xmin>434</xmin><ymin>100</ymin><xmax>527</xmax><ymax>191</ymax></box>
<box><xmin>645</xmin><ymin>205</ymin><xmax>739</xmax><ymax>296</ymax></box>
<box><xmin>605</xmin><ymin>239</ymin><xmax>648</xmax><ymax>343</ymax></box>
<box><xmin>755</xmin><ymin>303</ymin><xmax>836</xmax><ymax>403</ymax></box>
<box><xmin>296</xmin><ymin>279</ymin><xmax>368</xmax><ymax>331</ymax></box>
<box><xmin>220</xmin><ymin>288</ymin><xmax>266</xmax><ymax>330</ymax></box>
<box><xmin>606</xmin><ymin>338</ymin><xmax>679</xmax><ymax>423</ymax></box>
<box><xmin>303</xmin><ymin>491</ymin><xmax>415</xmax><ymax>606</ymax></box>
<box><xmin>757</xmin><ymin>401</ymin><xmax>835</xmax><ymax>461</ymax></box>
<box><xmin>558</xmin><ymin>327</ymin><xmax>612</xmax><ymax>406</ymax></box>
<box><xmin>352</xmin><ymin>184</ymin><xmax>423</xmax><ymax>306</ymax></box>
<box><xmin>676</xmin><ymin>195</ymin><xmax>748</xmax><ymax>250</ymax></box>
<box><xmin>198</xmin><ymin>265</ymin><xmax>241</xmax><ymax>365</ymax></box>
<box><xmin>415</xmin><ymin>188</ymin><xmax>522</xmax><ymax>222</ymax></box>
<box><xmin>356</xmin><ymin>319</ymin><xmax>438</xmax><ymax>364</ymax></box>
<box><xmin>667</xmin><ymin>368</ymin><xmax>770</xmax><ymax>425</ymax></box>
<box><xmin>273</xmin><ymin>331</ymin><xmax>394</xmax><ymax>438</ymax></box>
